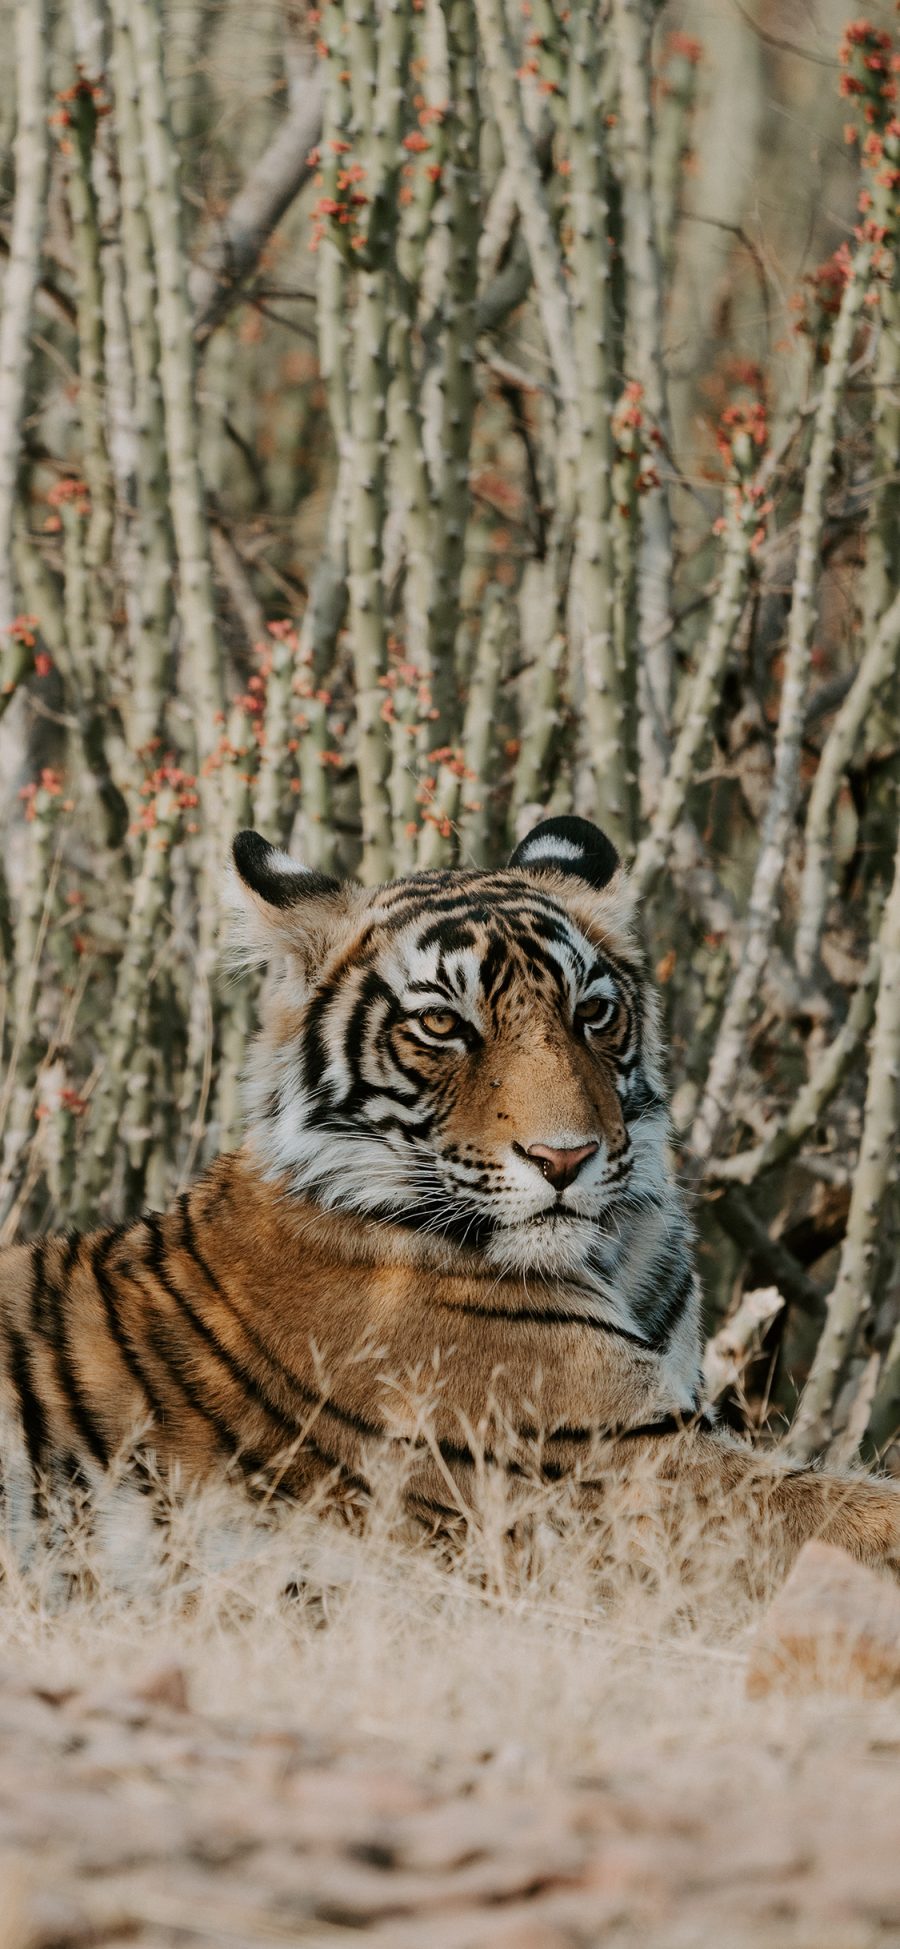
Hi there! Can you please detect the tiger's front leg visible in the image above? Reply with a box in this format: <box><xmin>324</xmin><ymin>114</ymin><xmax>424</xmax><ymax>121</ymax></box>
<box><xmin>587</xmin><ymin>1430</ymin><xmax>900</xmax><ymax>1583</ymax></box>
<box><xmin>684</xmin><ymin>1433</ymin><xmax>900</xmax><ymax>1569</ymax></box>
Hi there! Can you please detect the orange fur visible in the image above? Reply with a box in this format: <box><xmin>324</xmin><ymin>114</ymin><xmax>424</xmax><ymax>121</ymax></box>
<box><xmin>0</xmin><ymin>1150</ymin><xmax>898</xmax><ymax>1568</ymax></box>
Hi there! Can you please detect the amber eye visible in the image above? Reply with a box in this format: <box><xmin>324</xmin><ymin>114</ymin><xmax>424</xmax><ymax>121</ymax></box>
<box><xmin>417</xmin><ymin>1008</ymin><xmax>461</xmax><ymax>1039</ymax></box>
<box><xmin>575</xmin><ymin>995</ymin><xmax>615</xmax><ymax>1029</ymax></box>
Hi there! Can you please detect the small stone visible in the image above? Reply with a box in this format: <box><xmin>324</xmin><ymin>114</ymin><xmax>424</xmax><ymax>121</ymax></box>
<box><xmin>481</xmin><ymin>1925</ymin><xmax>576</xmax><ymax>1949</ymax></box>
<box><xmin>746</xmin><ymin>1539</ymin><xmax>900</xmax><ymax>1698</ymax></box>
<box><xmin>30</xmin><ymin>1685</ymin><xmax>77</xmax><ymax>1709</ymax></box>
<box><xmin>132</xmin><ymin>1664</ymin><xmax>190</xmax><ymax>1712</ymax></box>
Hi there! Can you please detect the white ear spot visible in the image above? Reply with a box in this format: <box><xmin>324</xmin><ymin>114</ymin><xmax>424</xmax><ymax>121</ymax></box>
<box><xmin>266</xmin><ymin>847</ymin><xmax>312</xmax><ymax>877</ymax></box>
<box><xmin>519</xmin><ymin>835</ymin><xmax>584</xmax><ymax>864</ymax></box>
<box><xmin>509</xmin><ymin>817</ymin><xmax>620</xmax><ymax>891</ymax></box>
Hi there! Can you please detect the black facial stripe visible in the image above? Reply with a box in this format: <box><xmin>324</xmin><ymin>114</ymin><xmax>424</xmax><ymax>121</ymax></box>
<box><xmin>405</xmin><ymin>980</ymin><xmax>463</xmax><ymax>1003</ymax></box>
<box><xmin>372</xmin><ymin>1017</ymin><xmax>420</xmax><ymax>1088</ymax></box>
<box><xmin>444</xmin><ymin>965</ymin><xmax>476</xmax><ymax>1005</ymax></box>
<box><xmin>625</xmin><ymin>1078</ymin><xmax>664</xmax><ymax>1120</ymax></box>
<box><xmin>417</xmin><ymin>918</ymin><xmax>479</xmax><ymax>955</ymax></box>
<box><xmin>526</xmin><ymin>911</ymin><xmax>591</xmax><ymax>982</ymax></box>
<box><xmin>479</xmin><ymin>931</ymin><xmax>511</xmax><ymax>1001</ymax></box>
<box><xmin>302</xmin><ymin>971</ymin><xmax>343</xmax><ymax>1096</ymax></box>
<box><xmin>382</xmin><ymin>1037</ymin><xmax>438</xmax><ymax>1088</ymax></box>
<box><xmin>301</xmin><ymin>959</ymin><xmax>391</xmax><ymax>1103</ymax></box>
<box><xmin>364</xmin><ymin>1109</ymin><xmax>436</xmax><ymax>1138</ymax></box>
<box><xmin>602</xmin><ymin>1157</ymin><xmax>632</xmax><ymax>1181</ymax></box>
<box><xmin>312</xmin><ymin>1077</ymin><xmax>431</xmax><ymax>1126</ymax></box>
<box><xmin>483</xmin><ymin>955</ymin><xmax>521</xmax><ymax>1016</ymax></box>
<box><xmin>381</xmin><ymin>887</ymin><xmax>582</xmax><ymax>937</ymax></box>
<box><xmin>586</xmin><ymin>943</ymin><xmax>638</xmax><ymax>984</ymax></box>
<box><xmin>514</xmin><ymin>933</ymin><xmax>572</xmax><ymax>996</ymax></box>
<box><xmin>643</xmin><ymin>1257</ymin><xmax>695</xmax><ymax>1352</ymax></box>
<box><xmin>342</xmin><ymin>968</ymin><xmax>399</xmax><ymax>1082</ymax></box>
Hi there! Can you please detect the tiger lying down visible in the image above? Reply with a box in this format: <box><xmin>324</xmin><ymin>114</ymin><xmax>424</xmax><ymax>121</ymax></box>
<box><xmin>2</xmin><ymin>815</ymin><xmax>899</xmax><ymax>1572</ymax></box>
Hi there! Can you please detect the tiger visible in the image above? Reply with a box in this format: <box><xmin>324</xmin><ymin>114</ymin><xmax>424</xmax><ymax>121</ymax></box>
<box><xmin>0</xmin><ymin>813</ymin><xmax>898</xmax><ymax>1570</ymax></box>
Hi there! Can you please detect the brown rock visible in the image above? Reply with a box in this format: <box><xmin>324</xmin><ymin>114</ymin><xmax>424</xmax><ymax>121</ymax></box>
<box><xmin>131</xmin><ymin>1664</ymin><xmax>190</xmax><ymax>1713</ymax></box>
<box><xmin>479</xmin><ymin>1925</ymin><xmax>578</xmax><ymax>1949</ymax></box>
<box><xmin>746</xmin><ymin>1539</ymin><xmax>900</xmax><ymax>1698</ymax></box>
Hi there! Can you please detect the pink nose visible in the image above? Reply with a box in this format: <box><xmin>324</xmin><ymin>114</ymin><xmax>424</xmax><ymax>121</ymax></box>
<box><xmin>525</xmin><ymin>1141</ymin><xmax>599</xmax><ymax>1191</ymax></box>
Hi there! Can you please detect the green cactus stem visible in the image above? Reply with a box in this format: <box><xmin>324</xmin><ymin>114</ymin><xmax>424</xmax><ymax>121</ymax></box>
<box><xmin>0</xmin><ymin>0</ymin><xmax>49</xmax><ymax>642</ymax></box>
<box><xmin>129</xmin><ymin>0</ymin><xmax>224</xmax><ymax>760</ymax></box>
<box><xmin>691</xmin><ymin>240</ymin><xmax>875</xmax><ymax>1164</ymax></box>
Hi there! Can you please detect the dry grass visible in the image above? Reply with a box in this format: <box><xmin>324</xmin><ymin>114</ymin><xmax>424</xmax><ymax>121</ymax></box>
<box><xmin>0</xmin><ymin>1426</ymin><xmax>756</xmax><ymax>1737</ymax></box>
<box><xmin>0</xmin><ymin>1431</ymin><xmax>899</xmax><ymax>1945</ymax></box>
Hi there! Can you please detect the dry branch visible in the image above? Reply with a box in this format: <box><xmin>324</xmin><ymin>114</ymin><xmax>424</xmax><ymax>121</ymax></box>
<box><xmin>706</xmin><ymin>941</ymin><xmax>882</xmax><ymax>1188</ymax></box>
<box><xmin>612</xmin><ymin>0</ymin><xmax>675</xmax><ymax>786</ymax></box>
<box><xmin>567</xmin><ymin>0</ymin><xmax>631</xmax><ymax>853</ymax></box>
<box><xmin>797</xmin><ymin>584</ymin><xmax>900</xmax><ymax>979</ymax></box>
<box><xmin>191</xmin><ymin>58</ymin><xmax>324</xmax><ymax>341</ymax></box>
<box><xmin>129</xmin><ymin>0</ymin><xmax>224</xmax><ymax>756</ymax></box>
<box><xmin>691</xmin><ymin>242</ymin><xmax>875</xmax><ymax>1164</ymax></box>
<box><xmin>789</xmin><ymin>815</ymin><xmax>900</xmax><ymax>1461</ymax></box>
<box><xmin>0</xmin><ymin>0</ymin><xmax>49</xmax><ymax>645</ymax></box>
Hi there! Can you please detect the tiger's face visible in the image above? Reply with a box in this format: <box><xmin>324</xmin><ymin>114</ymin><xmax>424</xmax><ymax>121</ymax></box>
<box><xmin>232</xmin><ymin>819</ymin><xmax>679</xmax><ymax>1296</ymax></box>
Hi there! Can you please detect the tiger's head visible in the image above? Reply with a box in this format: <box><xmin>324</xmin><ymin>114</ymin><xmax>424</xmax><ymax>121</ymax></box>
<box><xmin>231</xmin><ymin>818</ymin><xmax>697</xmax><ymax>1366</ymax></box>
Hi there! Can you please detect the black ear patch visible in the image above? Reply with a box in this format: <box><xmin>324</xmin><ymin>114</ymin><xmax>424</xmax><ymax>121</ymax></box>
<box><xmin>232</xmin><ymin>830</ymin><xmax>342</xmax><ymax>909</ymax></box>
<box><xmin>508</xmin><ymin>816</ymin><xmax>620</xmax><ymax>891</ymax></box>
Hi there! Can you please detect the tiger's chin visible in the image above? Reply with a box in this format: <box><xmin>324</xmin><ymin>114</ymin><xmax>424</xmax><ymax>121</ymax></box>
<box><xmin>482</xmin><ymin>1211</ymin><xmax>602</xmax><ymax>1278</ymax></box>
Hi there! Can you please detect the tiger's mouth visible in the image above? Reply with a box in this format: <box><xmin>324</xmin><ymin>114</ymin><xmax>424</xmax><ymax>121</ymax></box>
<box><xmin>515</xmin><ymin>1203</ymin><xmax>619</xmax><ymax>1237</ymax></box>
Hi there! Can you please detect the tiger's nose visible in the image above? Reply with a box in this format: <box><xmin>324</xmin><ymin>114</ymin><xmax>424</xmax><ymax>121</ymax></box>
<box><xmin>525</xmin><ymin>1141</ymin><xmax>599</xmax><ymax>1191</ymax></box>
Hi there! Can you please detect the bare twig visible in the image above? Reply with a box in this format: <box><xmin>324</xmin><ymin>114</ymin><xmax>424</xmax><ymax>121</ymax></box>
<box><xmin>797</xmin><ymin>585</ymin><xmax>900</xmax><ymax>978</ymax></box>
<box><xmin>191</xmin><ymin>57</ymin><xmax>324</xmax><ymax>341</ymax></box>
<box><xmin>691</xmin><ymin>242</ymin><xmax>875</xmax><ymax>1162</ymax></box>
<box><xmin>0</xmin><ymin>0</ymin><xmax>49</xmax><ymax>642</ymax></box>
<box><xmin>789</xmin><ymin>820</ymin><xmax>900</xmax><ymax>1460</ymax></box>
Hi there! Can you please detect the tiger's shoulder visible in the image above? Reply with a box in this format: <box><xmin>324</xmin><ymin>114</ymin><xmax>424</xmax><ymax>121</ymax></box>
<box><xmin>0</xmin><ymin>1154</ymin><xmax>258</xmax><ymax>1485</ymax></box>
<box><xmin>0</xmin><ymin>1145</ymin><xmax>682</xmax><ymax>1496</ymax></box>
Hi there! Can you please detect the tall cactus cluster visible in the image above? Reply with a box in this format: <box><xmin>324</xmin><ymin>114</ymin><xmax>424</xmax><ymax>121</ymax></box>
<box><xmin>1</xmin><ymin>0</ymin><xmax>900</xmax><ymax>1463</ymax></box>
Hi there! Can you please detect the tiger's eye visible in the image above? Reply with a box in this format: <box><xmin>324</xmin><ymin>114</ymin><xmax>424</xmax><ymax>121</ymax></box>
<box><xmin>575</xmin><ymin>996</ymin><xmax>612</xmax><ymax>1025</ymax></box>
<box><xmin>418</xmin><ymin>1008</ymin><xmax>459</xmax><ymax>1038</ymax></box>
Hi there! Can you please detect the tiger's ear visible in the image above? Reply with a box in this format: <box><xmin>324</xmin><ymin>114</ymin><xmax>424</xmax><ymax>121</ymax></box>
<box><xmin>508</xmin><ymin>816</ymin><xmax>620</xmax><ymax>890</ymax></box>
<box><xmin>227</xmin><ymin>829</ymin><xmax>355</xmax><ymax>967</ymax></box>
<box><xmin>232</xmin><ymin>829</ymin><xmax>342</xmax><ymax>909</ymax></box>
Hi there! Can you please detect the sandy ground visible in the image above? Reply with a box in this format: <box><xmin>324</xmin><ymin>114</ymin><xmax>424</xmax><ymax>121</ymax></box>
<box><xmin>0</xmin><ymin>1458</ymin><xmax>898</xmax><ymax>1949</ymax></box>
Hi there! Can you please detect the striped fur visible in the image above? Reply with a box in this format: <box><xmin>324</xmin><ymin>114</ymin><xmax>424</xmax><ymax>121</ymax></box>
<box><xmin>1</xmin><ymin>817</ymin><xmax>898</xmax><ymax>1567</ymax></box>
